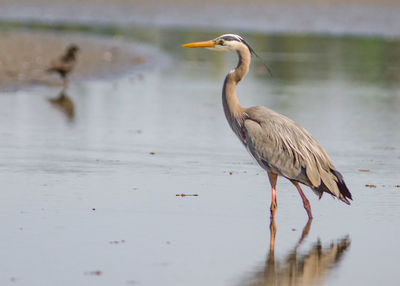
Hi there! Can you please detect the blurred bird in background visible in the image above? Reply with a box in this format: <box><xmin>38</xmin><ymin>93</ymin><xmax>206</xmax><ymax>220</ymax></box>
<box><xmin>47</xmin><ymin>44</ymin><xmax>79</xmax><ymax>88</ymax></box>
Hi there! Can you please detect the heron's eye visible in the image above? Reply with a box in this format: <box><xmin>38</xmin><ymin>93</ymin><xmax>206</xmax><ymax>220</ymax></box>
<box><xmin>218</xmin><ymin>40</ymin><xmax>224</xmax><ymax>45</ymax></box>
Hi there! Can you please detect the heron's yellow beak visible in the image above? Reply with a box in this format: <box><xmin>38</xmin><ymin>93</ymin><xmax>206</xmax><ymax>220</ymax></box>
<box><xmin>182</xmin><ymin>40</ymin><xmax>216</xmax><ymax>48</ymax></box>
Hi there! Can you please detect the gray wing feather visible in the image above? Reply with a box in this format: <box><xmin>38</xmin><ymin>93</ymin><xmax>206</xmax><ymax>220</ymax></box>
<box><xmin>243</xmin><ymin>106</ymin><xmax>341</xmax><ymax>198</ymax></box>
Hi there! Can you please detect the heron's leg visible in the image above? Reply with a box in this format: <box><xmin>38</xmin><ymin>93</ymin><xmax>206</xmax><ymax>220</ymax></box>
<box><xmin>292</xmin><ymin>181</ymin><xmax>313</xmax><ymax>219</ymax></box>
<box><xmin>266</xmin><ymin>217</ymin><xmax>276</xmax><ymax>278</ymax></box>
<box><xmin>269</xmin><ymin>217</ymin><xmax>277</xmax><ymax>252</ymax></box>
<box><xmin>267</xmin><ymin>172</ymin><xmax>278</xmax><ymax>218</ymax></box>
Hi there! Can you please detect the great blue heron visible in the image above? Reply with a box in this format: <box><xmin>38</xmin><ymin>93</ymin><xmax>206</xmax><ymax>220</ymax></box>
<box><xmin>47</xmin><ymin>44</ymin><xmax>79</xmax><ymax>87</ymax></box>
<box><xmin>182</xmin><ymin>34</ymin><xmax>352</xmax><ymax>219</ymax></box>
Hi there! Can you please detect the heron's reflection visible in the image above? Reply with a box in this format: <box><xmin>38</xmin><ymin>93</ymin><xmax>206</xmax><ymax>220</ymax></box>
<box><xmin>48</xmin><ymin>89</ymin><xmax>75</xmax><ymax>120</ymax></box>
<box><xmin>241</xmin><ymin>219</ymin><xmax>350</xmax><ymax>286</ymax></box>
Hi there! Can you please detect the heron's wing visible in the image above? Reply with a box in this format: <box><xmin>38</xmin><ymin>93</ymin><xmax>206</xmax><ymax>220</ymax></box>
<box><xmin>243</xmin><ymin>106</ymin><xmax>341</xmax><ymax>197</ymax></box>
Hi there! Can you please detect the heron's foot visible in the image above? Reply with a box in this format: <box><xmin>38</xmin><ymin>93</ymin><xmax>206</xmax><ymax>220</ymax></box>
<box><xmin>270</xmin><ymin>202</ymin><xmax>277</xmax><ymax>218</ymax></box>
<box><xmin>303</xmin><ymin>200</ymin><xmax>313</xmax><ymax>219</ymax></box>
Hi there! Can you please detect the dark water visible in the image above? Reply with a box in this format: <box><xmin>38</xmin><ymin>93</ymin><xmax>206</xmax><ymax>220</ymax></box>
<box><xmin>0</xmin><ymin>25</ymin><xmax>400</xmax><ymax>286</ymax></box>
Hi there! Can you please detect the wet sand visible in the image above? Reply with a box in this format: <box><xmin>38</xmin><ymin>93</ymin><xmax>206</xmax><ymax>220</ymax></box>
<box><xmin>0</xmin><ymin>30</ymin><xmax>147</xmax><ymax>91</ymax></box>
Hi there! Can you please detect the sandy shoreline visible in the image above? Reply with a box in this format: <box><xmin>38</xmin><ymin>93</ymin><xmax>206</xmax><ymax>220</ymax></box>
<box><xmin>0</xmin><ymin>30</ymin><xmax>148</xmax><ymax>91</ymax></box>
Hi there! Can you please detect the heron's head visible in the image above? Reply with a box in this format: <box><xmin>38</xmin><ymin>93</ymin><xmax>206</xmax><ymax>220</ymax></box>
<box><xmin>182</xmin><ymin>34</ymin><xmax>272</xmax><ymax>76</ymax></box>
<box><xmin>182</xmin><ymin>34</ymin><xmax>253</xmax><ymax>53</ymax></box>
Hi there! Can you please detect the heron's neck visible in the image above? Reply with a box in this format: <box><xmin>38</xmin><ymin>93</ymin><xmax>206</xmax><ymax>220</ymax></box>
<box><xmin>222</xmin><ymin>46</ymin><xmax>250</xmax><ymax>129</ymax></box>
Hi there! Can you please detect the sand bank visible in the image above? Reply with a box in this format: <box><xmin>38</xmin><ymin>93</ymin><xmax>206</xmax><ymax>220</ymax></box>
<box><xmin>0</xmin><ymin>30</ymin><xmax>147</xmax><ymax>91</ymax></box>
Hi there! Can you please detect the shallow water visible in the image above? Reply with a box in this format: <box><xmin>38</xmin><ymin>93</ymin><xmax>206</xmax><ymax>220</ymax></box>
<box><xmin>0</xmin><ymin>27</ymin><xmax>400</xmax><ymax>286</ymax></box>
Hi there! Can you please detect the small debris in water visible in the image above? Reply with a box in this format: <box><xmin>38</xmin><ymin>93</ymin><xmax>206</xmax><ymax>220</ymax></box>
<box><xmin>365</xmin><ymin>184</ymin><xmax>376</xmax><ymax>188</ymax></box>
<box><xmin>229</xmin><ymin>172</ymin><xmax>233</xmax><ymax>175</ymax></box>
<box><xmin>137</xmin><ymin>130</ymin><xmax>142</xmax><ymax>134</ymax></box>
<box><xmin>291</xmin><ymin>228</ymin><xmax>296</xmax><ymax>231</ymax></box>
<box><xmin>359</xmin><ymin>169</ymin><xmax>370</xmax><ymax>172</ymax></box>
<box><xmin>383</xmin><ymin>146</ymin><xmax>396</xmax><ymax>150</ymax></box>
<box><xmin>92</xmin><ymin>208</ymin><xmax>96</xmax><ymax>211</ymax></box>
<box><xmin>84</xmin><ymin>270</ymin><xmax>102</xmax><ymax>276</ymax></box>
<box><xmin>396</xmin><ymin>185</ymin><xmax>400</xmax><ymax>188</ymax></box>
<box><xmin>134</xmin><ymin>56</ymin><xmax>145</xmax><ymax>65</ymax></box>
<box><xmin>109</xmin><ymin>240</ymin><xmax>125</xmax><ymax>244</ymax></box>
<box><xmin>149</xmin><ymin>152</ymin><xmax>155</xmax><ymax>155</ymax></box>
<box><xmin>176</xmin><ymin>193</ymin><xmax>199</xmax><ymax>197</ymax></box>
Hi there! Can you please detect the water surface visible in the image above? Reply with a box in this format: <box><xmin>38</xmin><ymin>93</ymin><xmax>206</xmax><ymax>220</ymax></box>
<box><xmin>0</xmin><ymin>27</ymin><xmax>400</xmax><ymax>286</ymax></box>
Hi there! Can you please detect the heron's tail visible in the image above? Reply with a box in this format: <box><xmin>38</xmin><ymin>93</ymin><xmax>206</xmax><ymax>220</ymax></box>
<box><xmin>312</xmin><ymin>168</ymin><xmax>352</xmax><ymax>205</ymax></box>
<box><xmin>331</xmin><ymin>169</ymin><xmax>352</xmax><ymax>205</ymax></box>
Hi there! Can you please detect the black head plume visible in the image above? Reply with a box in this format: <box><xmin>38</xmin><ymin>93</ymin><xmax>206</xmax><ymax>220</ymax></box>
<box><xmin>240</xmin><ymin>38</ymin><xmax>273</xmax><ymax>77</ymax></box>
